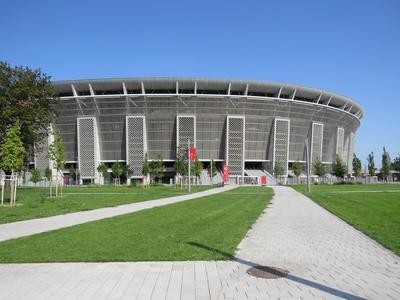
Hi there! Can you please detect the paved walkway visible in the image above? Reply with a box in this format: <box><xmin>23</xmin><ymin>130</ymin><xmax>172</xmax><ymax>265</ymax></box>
<box><xmin>0</xmin><ymin>186</ymin><xmax>399</xmax><ymax>299</ymax></box>
<box><xmin>0</xmin><ymin>186</ymin><xmax>236</xmax><ymax>242</ymax></box>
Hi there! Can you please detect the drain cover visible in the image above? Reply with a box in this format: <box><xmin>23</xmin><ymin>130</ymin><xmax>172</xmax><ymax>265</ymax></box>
<box><xmin>247</xmin><ymin>265</ymin><xmax>289</xmax><ymax>279</ymax></box>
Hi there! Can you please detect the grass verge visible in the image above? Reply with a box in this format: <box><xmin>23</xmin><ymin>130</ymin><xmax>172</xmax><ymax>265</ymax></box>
<box><xmin>293</xmin><ymin>184</ymin><xmax>400</xmax><ymax>255</ymax></box>
<box><xmin>0</xmin><ymin>185</ymin><xmax>211</xmax><ymax>224</ymax></box>
<box><xmin>0</xmin><ymin>186</ymin><xmax>273</xmax><ymax>262</ymax></box>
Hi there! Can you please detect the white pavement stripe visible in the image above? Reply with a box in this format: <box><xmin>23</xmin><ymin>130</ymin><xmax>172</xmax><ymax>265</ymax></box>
<box><xmin>0</xmin><ymin>186</ymin><xmax>236</xmax><ymax>242</ymax></box>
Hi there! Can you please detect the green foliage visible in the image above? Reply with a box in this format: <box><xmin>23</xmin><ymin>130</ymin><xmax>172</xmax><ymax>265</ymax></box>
<box><xmin>332</xmin><ymin>155</ymin><xmax>347</xmax><ymax>179</ymax></box>
<box><xmin>392</xmin><ymin>154</ymin><xmax>400</xmax><ymax>172</ymax></box>
<box><xmin>122</xmin><ymin>164</ymin><xmax>133</xmax><ymax>179</ymax></box>
<box><xmin>69</xmin><ymin>166</ymin><xmax>76</xmax><ymax>180</ymax></box>
<box><xmin>367</xmin><ymin>152</ymin><xmax>376</xmax><ymax>176</ymax></box>
<box><xmin>111</xmin><ymin>161</ymin><xmax>122</xmax><ymax>180</ymax></box>
<box><xmin>142</xmin><ymin>153</ymin><xmax>150</xmax><ymax>177</ymax></box>
<box><xmin>174</xmin><ymin>149</ymin><xmax>187</xmax><ymax>176</ymax></box>
<box><xmin>352</xmin><ymin>153</ymin><xmax>362</xmax><ymax>177</ymax></box>
<box><xmin>381</xmin><ymin>147</ymin><xmax>391</xmax><ymax>180</ymax></box>
<box><xmin>0</xmin><ymin>61</ymin><xmax>59</xmax><ymax>163</ymax></box>
<box><xmin>44</xmin><ymin>167</ymin><xmax>52</xmax><ymax>181</ymax></box>
<box><xmin>292</xmin><ymin>160</ymin><xmax>302</xmax><ymax>178</ymax></box>
<box><xmin>0</xmin><ymin>122</ymin><xmax>25</xmax><ymax>172</ymax></box>
<box><xmin>30</xmin><ymin>169</ymin><xmax>41</xmax><ymax>184</ymax></box>
<box><xmin>192</xmin><ymin>157</ymin><xmax>202</xmax><ymax>178</ymax></box>
<box><xmin>273</xmin><ymin>161</ymin><xmax>283</xmax><ymax>177</ymax></box>
<box><xmin>97</xmin><ymin>164</ymin><xmax>108</xmax><ymax>183</ymax></box>
<box><xmin>208</xmin><ymin>159</ymin><xmax>217</xmax><ymax>178</ymax></box>
<box><xmin>149</xmin><ymin>154</ymin><xmax>165</xmax><ymax>183</ymax></box>
<box><xmin>47</xmin><ymin>130</ymin><xmax>65</xmax><ymax>172</ymax></box>
<box><xmin>313</xmin><ymin>157</ymin><xmax>326</xmax><ymax>177</ymax></box>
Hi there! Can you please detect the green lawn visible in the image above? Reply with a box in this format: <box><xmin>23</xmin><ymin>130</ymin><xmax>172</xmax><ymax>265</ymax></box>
<box><xmin>0</xmin><ymin>186</ymin><xmax>273</xmax><ymax>262</ymax></box>
<box><xmin>0</xmin><ymin>185</ymin><xmax>211</xmax><ymax>224</ymax></box>
<box><xmin>293</xmin><ymin>184</ymin><xmax>400</xmax><ymax>255</ymax></box>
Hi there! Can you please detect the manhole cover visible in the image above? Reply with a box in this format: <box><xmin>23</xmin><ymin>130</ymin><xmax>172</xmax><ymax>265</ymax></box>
<box><xmin>247</xmin><ymin>265</ymin><xmax>289</xmax><ymax>279</ymax></box>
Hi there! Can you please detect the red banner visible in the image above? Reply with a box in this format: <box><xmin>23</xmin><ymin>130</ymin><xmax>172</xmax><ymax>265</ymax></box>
<box><xmin>261</xmin><ymin>175</ymin><xmax>267</xmax><ymax>186</ymax></box>
<box><xmin>223</xmin><ymin>164</ymin><xmax>230</xmax><ymax>184</ymax></box>
<box><xmin>189</xmin><ymin>147</ymin><xmax>197</xmax><ymax>160</ymax></box>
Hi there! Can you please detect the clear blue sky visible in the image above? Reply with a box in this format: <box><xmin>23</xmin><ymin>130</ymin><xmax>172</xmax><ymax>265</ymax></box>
<box><xmin>1</xmin><ymin>0</ymin><xmax>399</xmax><ymax>168</ymax></box>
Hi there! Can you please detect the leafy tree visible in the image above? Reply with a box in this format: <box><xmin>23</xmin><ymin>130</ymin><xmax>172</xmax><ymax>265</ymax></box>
<box><xmin>273</xmin><ymin>161</ymin><xmax>283</xmax><ymax>177</ymax></box>
<box><xmin>97</xmin><ymin>163</ymin><xmax>108</xmax><ymax>184</ymax></box>
<box><xmin>208</xmin><ymin>159</ymin><xmax>217</xmax><ymax>178</ymax></box>
<box><xmin>112</xmin><ymin>161</ymin><xmax>123</xmax><ymax>184</ymax></box>
<box><xmin>392</xmin><ymin>154</ymin><xmax>400</xmax><ymax>172</ymax></box>
<box><xmin>367</xmin><ymin>152</ymin><xmax>376</xmax><ymax>176</ymax></box>
<box><xmin>292</xmin><ymin>160</ymin><xmax>302</xmax><ymax>182</ymax></box>
<box><xmin>313</xmin><ymin>157</ymin><xmax>326</xmax><ymax>177</ymax></box>
<box><xmin>332</xmin><ymin>155</ymin><xmax>347</xmax><ymax>180</ymax></box>
<box><xmin>30</xmin><ymin>169</ymin><xmax>41</xmax><ymax>186</ymax></box>
<box><xmin>0</xmin><ymin>122</ymin><xmax>24</xmax><ymax>205</ymax></box>
<box><xmin>122</xmin><ymin>164</ymin><xmax>133</xmax><ymax>182</ymax></box>
<box><xmin>381</xmin><ymin>147</ymin><xmax>391</xmax><ymax>181</ymax></box>
<box><xmin>47</xmin><ymin>130</ymin><xmax>65</xmax><ymax>196</ymax></box>
<box><xmin>352</xmin><ymin>153</ymin><xmax>362</xmax><ymax>177</ymax></box>
<box><xmin>149</xmin><ymin>154</ymin><xmax>165</xmax><ymax>183</ymax></box>
<box><xmin>44</xmin><ymin>166</ymin><xmax>52</xmax><ymax>181</ymax></box>
<box><xmin>174</xmin><ymin>149</ymin><xmax>187</xmax><ymax>176</ymax></box>
<box><xmin>69</xmin><ymin>166</ymin><xmax>76</xmax><ymax>184</ymax></box>
<box><xmin>192</xmin><ymin>157</ymin><xmax>203</xmax><ymax>183</ymax></box>
<box><xmin>0</xmin><ymin>61</ymin><xmax>59</xmax><ymax>164</ymax></box>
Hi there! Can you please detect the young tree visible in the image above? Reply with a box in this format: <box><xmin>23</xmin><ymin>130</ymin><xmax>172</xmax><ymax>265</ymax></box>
<box><xmin>292</xmin><ymin>160</ymin><xmax>302</xmax><ymax>183</ymax></box>
<box><xmin>47</xmin><ymin>130</ymin><xmax>65</xmax><ymax>197</ymax></box>
<box><xmin>0</xmin><ymin>122</ymin><xmax>24</xmax><ymax>205</ymax></box>
<box><xmin>352</xmin><ymin>153</ymin><xmax>362</xmax><ymax>177</ymax></box>
<box><xmin>192</xmin><ymin>157</ymin><xmax>203</xmax><ymax>184</ymax></box>
<box><xmin>208</xmin><ymin>159</ymin><xmax>217</xmax><ymax>184</ymax></box>
<box><xmin>367</xmin><ymin>152</ymin><xmax>376</xmax><ymax>176</ymax></box>
<box><xmin>174</xmin><ymin>150</ymin><xmax>188</xmax><ymax>177</ymax></box>
<box><xmin>44</xmin><ymin>166</ymin><xmax>52</xmax><ymax>195</ymax></box>
<box><xmin>392</xmin><ymin>154</ymin><xmax>400</xmax><ymax>172</ymax></box>
<box><xmin>30</xmin><ymin>169</ymin><xmax>41</xmax><ymax>186</ymax></box>
<box><xmin>313</xmin><ymin>157</ymin><xmax>326</xmax><ymax>177</ymax></box>
<box><xmin>381</xmin><ymin>147</ymin><xmax>391</xmax><ymax>182</ymax></box>
<box><xmin>149</xmin><ymin>154</ymin><xmax>165</xmax><ymax>184</ymax></box>
<box><xmin>97</xmin><ymin>163</ymin><xmax>108</xmax><ymax>185</ymax></box>
<box><xmin>122</xmin><ymin>164</ymin><xmax>133</xmax><ymax>184</ymax></box>
<box><xmin>0</xmin><ymin>62</ymin><xmax>59</xmax><ymax>164</ymax></box>
<box><xmin>333</xmin><ymin>155</ymin><xmax>347</xmax><ymax>180</ymax></box>
<box><xmin>69</xmin><ymin>166</ymin><xmax>76</xmax><ymax>185</ymax></box>
<box><xmin>112</xmin><ymin>161</ymin><xmax>123</xmax><ymax>185</ymax></box>
<box><xmin>273</xmin><ymin>161</ymin><xmax>283</xmax><ymax>177</ymax></box>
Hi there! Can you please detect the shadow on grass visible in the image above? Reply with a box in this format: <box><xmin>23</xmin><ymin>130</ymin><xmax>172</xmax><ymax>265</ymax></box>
<box><xmin>188</xmin><ymin>242</ymin><xmax>366</xmax><ymax>300</ymax></box>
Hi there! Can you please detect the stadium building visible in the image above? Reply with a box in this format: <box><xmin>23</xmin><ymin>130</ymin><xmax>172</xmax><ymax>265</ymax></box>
<box><xmin>34</xmin><ymin>78</ymin><xmax>364</xmax><ymax>184</ymax></box>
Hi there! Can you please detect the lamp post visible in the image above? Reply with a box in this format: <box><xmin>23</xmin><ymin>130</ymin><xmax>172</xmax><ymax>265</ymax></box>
<box><xmin>305</xmin><ymin>138</ymin><xmax>311</xmax><ymax>192</ymax></box>
<box><xmin>188</xmin><ymin>138</ymin><xmax>191</xmax><ymax>193</ymax></box>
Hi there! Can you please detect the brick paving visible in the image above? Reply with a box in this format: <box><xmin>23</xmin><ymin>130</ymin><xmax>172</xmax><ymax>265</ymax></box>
<box><xmin>0</xmin><ymin>186</ymin><xmax>399</xmax><ymax>299</ymax></box>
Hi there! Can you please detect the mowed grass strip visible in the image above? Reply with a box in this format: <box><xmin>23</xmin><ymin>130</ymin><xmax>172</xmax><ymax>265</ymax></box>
<box><xmin>0</xmin><ymin>185</ymin><xmax>211</xmax><ymax>224</ymax></box>
<box><xmin>293</xmin><ymin>184</ymin><xmax>400</xmax><ymax>255</ymax></box>
<box><xmin>0</xmin><ymin>187</ymin><xmax>273</xmax><ymax>262</ymax></box>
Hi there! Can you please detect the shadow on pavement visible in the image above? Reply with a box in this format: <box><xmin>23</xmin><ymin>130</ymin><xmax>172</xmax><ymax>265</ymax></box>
<box><xmin>188</xmin><ymin>242</ymin><xmax>366</xmax><ymax>300</ymax></box>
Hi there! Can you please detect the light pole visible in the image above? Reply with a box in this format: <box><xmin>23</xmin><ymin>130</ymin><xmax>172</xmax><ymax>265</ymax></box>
<box><xmin>305</xmin><ymin>138</ymin><xmax>311</xmax><ymax>192</ymax></box>
<box><xmin>188</xmin><ymin>138</ymin><xmax>191</xmax><ymax>193</ymax></box>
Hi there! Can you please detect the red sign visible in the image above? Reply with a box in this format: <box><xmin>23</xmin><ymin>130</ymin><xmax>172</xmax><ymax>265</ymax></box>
<box><xmin>261</xmin><ymin>175</ymin><xmax>267</xmax><ymax>186</ymax></box>
<box><xmin>189</xmin><ymin>147</ymin><xmax>197</xmax><ymax>160</ymax></box>
<box><xmin>223</xmin><ymin>164</ymin><xmax>230</xmax><ymax>184</ymax></box>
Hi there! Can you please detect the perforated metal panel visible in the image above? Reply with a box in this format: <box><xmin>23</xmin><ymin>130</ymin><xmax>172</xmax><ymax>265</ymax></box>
<box><xmin>311</xmin><ymin>122</ymin><xmax>323</xmax><ymax>163</ymax></box>
<box><xmin>177</xmin><ymin>115</ymin><xmax>196</xmax><ymax>156</ymax></box>
<box><xmin>77</xmin><ymin>117</ymin><xmax>99</xmax><ymax>179</ymax></box>
<box><xmin>34</xmin><ymin>138</ymin><xmax>49</xmax><ymax>171</ymax></box>
<box><xmin>347</xmin><ymin>132</ymin><xmax>355</xmax><ymax>173</ymax></box>
<box><xmin>273</xmin><ymin>119</ymin><xmax>290</xmax><ymax>176</ymax></box>
<box><xmin>126</xmin><ymin>116</ymin><xmax>146</xmax><ymax>177</ymax></box>
<box><xmin>226</xmin><ymin>116</ymin><xmax>245</xmax><ymax>175</ymax></box>
<box><xmin>336</xmin><ymin>127</ymin><xmax>345</xmax><ymax>160</ymax></box>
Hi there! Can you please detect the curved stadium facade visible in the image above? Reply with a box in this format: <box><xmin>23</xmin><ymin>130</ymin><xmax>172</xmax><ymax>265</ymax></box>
<box><xmin>35</xmin><ymin>78</ymin><xmax>364</xmax><ymax>184</ymax></box>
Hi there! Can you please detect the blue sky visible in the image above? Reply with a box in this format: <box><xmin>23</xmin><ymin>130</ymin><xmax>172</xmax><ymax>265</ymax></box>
<box><xmin>1</xmin><ymin>0</ymin><xmax>399</xmax><ymax>168</ymax></box>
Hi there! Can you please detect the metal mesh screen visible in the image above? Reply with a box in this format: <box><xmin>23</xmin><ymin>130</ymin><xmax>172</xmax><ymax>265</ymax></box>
<box><xmin>226</xmin><ymin>116</ymin><xmax>245</xmax><ymax>175</ymax></box>
<box><xmin>347</xmin><ymin>132</ymin><xmax>355</xmax><ymax>174</ymax></box>
<box><xmin>126</xmin><ymin>116</ymin><xmax>146</xmax><ymax>177</ymax></box>
<box><xmin>336</xmin><ymin>127</ymin><xmax>345</xmax><ymax>160</ymax></box>
<box><xmin>35</xmin><ymin>138</ymin><xmax>49</xmax><ymax>171</ymax></box>
<box><xmin>78</xmin><ymin>117</ymin><xmax>97</xmax><ymax>178</ymax></box>
<box><xmin>311</xmin><ymin>122</ymin><xmax>324</xmax><ymax>163</ymax></box>
<box><xmin>177</xmin><ymin>115</ymin><xmax>196</xmax><ymax>156</ymax></box>
<box><xmin>274</xmin><ymin>119</ymin><xmax>290</xmax><ymax>176</ymax></box>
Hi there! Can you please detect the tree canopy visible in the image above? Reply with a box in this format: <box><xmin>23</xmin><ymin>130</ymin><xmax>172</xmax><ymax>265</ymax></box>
<box><xmin>0</xmin><ymin>122</ymin><xmax>25</xmax><ymax>172</ymax></box>
<box><xmin>332</xmin><ymin>155</ymin><xmax>347</xmax><ymax>179</ymax></box>
<box><xmin>352</xmin><ymin>153</ymin><xmax>362</xmax><ymax>177</ymax></box>
<box><xmin>313</xmin><ymin>157</ymin><xmax>326</xmax><ymax>177</ymax></box>
<box><xmin>292</xmin><ymin>161</ymin><xmax>302</xmax><ymax>178</ymax></box>
<box><xmin>367</xmin><ymin>152</ymin><xmax>376</xmax><ymax>176</ymax></box>
<box><xmin>381</xmin><ymin>147</ymin><xmax>391</xmax><ymax>180</ymax></box>
<box><xmin>0</xmin><ymin>61</ymin><xmax>58</xmax><ymax>163</ymax></box>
